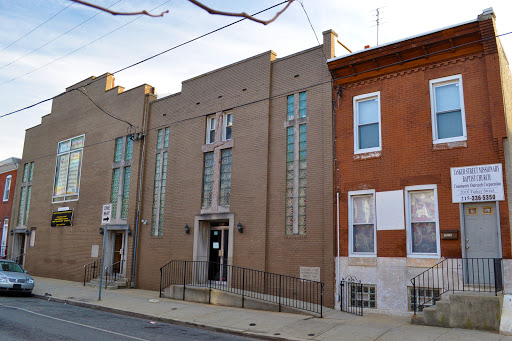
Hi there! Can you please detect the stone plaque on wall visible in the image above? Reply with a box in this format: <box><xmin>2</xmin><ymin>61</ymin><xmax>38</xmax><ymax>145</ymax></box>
<box><xmin>300</xmin><ymin>267</ymin><xmax>320</xmax><ymax>282</ymax></box>
<box><xmin>91</xmin><ymin>245</ymin><xmax>99</xmax><ymax>258</ymax></box>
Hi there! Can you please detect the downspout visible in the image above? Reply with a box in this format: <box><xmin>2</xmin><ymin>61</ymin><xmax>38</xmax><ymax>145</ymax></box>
<box><xmin>131</xmin><ymin>92</ymin><xmax>152</xmax><ymax>287</ymax></box>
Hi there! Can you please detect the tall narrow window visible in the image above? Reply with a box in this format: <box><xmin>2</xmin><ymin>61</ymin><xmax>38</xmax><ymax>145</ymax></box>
<box><xmin>354</xmin><ymin>92</ymin><xmax>381</xmax><ymax>154</ymax></box>
<box><xmin>3</xmin><ymin>175</ymin><xmax>11</xmax><ymax>202</ymax></box>
<box><xmin>349</xmin><ymin>190</ymin><xmax>376</xmax><ymax>256</ymax></box>
<box><xmin>223</xmin><ymin>113</ymin><xmax>233</xmax><ymax>141</ymax></box>
<box><xmin>430</xmin><ymin>74</ymin><xmax>466</xmax><ymax>143</ymax></box>
<box><xmin>111</xmin><ymin>135</ymin><xmax>134</xmax><ymax>221</ymax></box>
<box><xmin>17</xmin><ymin>162</ymin><xmax>33</xmax><ymax>226</ymax></box>
<box><xmin>206</xmin><ymin>116</ymin><xmax>216</xmax><ymax>144</ymax></box>
<box><xmin>406</xmin><ymin>185</ymin><xmax>440</xmax><ymax>257</ymax></box>
<box><xmin>151</xmin><ymin>128</ymin><xmax>169</xmax><ymax>236</ymax></box>
<box><xmin>285</xmin><ymin>91</ymin><xmax>307</xmax><ymax>235</ymax></box>
<box><xmin>202</xmin><ymin>152</ymin><xmax>214</xmax><ymax>208</ymax></box>
<box><xmin>219</xmin><ymin>149</ymin><xmax>232</xmax><ymax>206</ymax></box>
<box><xmin>53</xmin><ymin>135</ymin><xmax>84</xmax><ymax>202</ymax></box>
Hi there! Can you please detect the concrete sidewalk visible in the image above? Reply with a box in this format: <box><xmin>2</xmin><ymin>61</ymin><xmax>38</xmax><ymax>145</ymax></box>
<box><xmin>31</xmin><ymin>276</ymin><xmax>511</xmax><ymax>340</ymax></box>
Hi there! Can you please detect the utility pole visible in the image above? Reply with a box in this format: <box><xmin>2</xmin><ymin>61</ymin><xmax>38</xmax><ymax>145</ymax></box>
<box><xmin>375</xmin><ymin>8</ymin><xmax>380</xmax><ymax>46</ymax></box>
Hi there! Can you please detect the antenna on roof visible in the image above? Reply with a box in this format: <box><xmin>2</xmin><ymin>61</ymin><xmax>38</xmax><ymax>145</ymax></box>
<box><xmin>371</xmin><ymin>7</ymin><xmax>387</xmax><ymax>46</ymax></box>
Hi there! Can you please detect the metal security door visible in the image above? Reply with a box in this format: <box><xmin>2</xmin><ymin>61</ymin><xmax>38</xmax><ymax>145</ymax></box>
<box><xmin>463</xmin><ymin>202</ymin><xmax>500</xmax><ymax>285</ymax></box>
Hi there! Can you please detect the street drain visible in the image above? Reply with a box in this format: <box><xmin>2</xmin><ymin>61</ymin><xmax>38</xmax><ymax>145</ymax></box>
<box><xmin>308</xmin><ymin>334</ymin><xmax>315</xmax><ymax>336</ymax></box>
<box><xmin>249</xmin><ymin>323</ymin><xmax>256</xmax><ymax>326</ymax></box>
<box><xmin>274</xmin><ymin>333</ymin><xmax>281</xmax><ymax>335</ymax></box>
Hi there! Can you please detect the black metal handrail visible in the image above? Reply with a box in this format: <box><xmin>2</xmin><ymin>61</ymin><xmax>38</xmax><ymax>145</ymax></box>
<box><xmin>83</xmin><ymin>259</ymin><xmax>102</xmax><ymax>286</ymax></box>
<box><xmin>340</xmin><ymin>279</ymin><xmax>364</xmax><ymax>316</ymax></box>
<box><xmin>411</xmin><ymin>257</ymin><xmax>504</xmax><ymax>315</ymax></box>
<box><xmin>160</xmin><ymin>260</ymin><xmax>324</xmax><ymax>317</ymax></box>
<box><xmin>104</xmin><ymin>259</ymin><xmax>124</xmax><ymax>288</ymax></box>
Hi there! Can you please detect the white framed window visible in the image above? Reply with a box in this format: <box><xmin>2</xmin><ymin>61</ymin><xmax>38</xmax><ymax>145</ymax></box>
<box><xmin>223</xmin><ymin>112</ymin><xmax>233</xmax><ymax>141</ymax></box>
<box><xmin>353</xmin><ymin>92</ymin><xmax>381</xmax><ymax>154</ymax></box>
<box><xmin>2</xmin><ymin>175</ymin><xmax>11</xmax><ymax>202</ymax></box>
<box><xmin>53</xmin><ymin>135</ymin><xmax>84</xmax><ymax>202</ymax></box>
<box><xmin>405</xmin><ymin>185</ymin><xmax>440</xmax><ymax>258</ymax></box>
<box><xmin>430</xmin><ymin>74</ymin><xmax>466</xmax><ymax>144</ymax></box>
<box><xmin>206</xmin><ymin>115</ymin><xmax>216</xmax><ymax>144</ymax></box>
<box><xmin>348</xmin><ymin>190</ymin><xmax>376</xmax><ymax>256</ymax></box>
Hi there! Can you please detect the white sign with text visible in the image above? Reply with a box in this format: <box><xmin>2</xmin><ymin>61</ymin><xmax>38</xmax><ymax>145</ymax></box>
<box><xmin>451</xmin><ymin>163</ymin><xmax>504</xmax><ymax>203</ymax></box>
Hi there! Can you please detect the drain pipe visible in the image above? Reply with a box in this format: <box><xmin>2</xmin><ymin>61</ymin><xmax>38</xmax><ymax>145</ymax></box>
<box><xmin>336</xmin><ymin>191</ymin><xmax>340</xmax><ymax>302</ymax></box>
<box><xmin>131</xmin><ymin>92</ymin><xmax>152</xmax><ymax>288</ymax></box>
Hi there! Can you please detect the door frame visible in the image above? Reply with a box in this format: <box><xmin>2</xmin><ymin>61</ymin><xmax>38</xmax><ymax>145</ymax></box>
<box><xmin>460</xmin><ymin>201</ymin><xmax>503</xmax><ymax>259</ymax></box>
<box><xmin>193</xmin><ymin>213</ymin><xmax>234</xmax><ymax>267</ymax></box>
<box><xmin>104</xmin><ymin>224</ymin><xmax>129</xmax><ymax>277</ymax></box>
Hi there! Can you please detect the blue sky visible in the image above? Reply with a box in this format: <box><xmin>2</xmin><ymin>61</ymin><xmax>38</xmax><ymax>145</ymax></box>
<box><xmin>1</xmin><ymin>0</ymin><xmax>511</xmax><ymax>160</ymax></box>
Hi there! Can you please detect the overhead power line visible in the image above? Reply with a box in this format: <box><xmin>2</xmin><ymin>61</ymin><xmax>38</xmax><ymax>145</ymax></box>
<box><xmin>0</xmin><ymin>2</ymin><xmax>75</xmax><ymax>54</ymax></box>
<box><xmin>0</xmin><ymin>0</ymin><xmax>122</xmax><ymax>71</ymax></box>
<box><xmin>0</xmin><ymin>0</ymin><xmax>173</xmax><ymax>86</ymax></box>
<box><xmin>0</xmin><ymin>0</ymin><xmax>292</xmax><ymax>118</ymax></box>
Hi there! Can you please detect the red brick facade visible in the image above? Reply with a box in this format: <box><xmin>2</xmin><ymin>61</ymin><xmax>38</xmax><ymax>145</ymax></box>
<box><xmin>328</xmin><ymin>10</ymin><xmax>512</xmax><ymax>313</ymax></box>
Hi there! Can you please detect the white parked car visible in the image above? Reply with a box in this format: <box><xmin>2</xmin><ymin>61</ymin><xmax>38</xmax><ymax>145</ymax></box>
<box><xmin>0</xmin><ymin>260</ymin><xmax>34</xmax><ymax>295</ymax></box>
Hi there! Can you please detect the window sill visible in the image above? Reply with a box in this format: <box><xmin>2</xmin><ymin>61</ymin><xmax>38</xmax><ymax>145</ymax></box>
<box><xmin>284</xmin><ymin>234</ymin><xmax>307</xmax><ymax>238</ymax></box>
<box><xmin>347</xmin><ymin>256</ymin><xmax>377</xmax><ymax>267</ymax></box>
<box><xmin>432</xmin><ymin>140</ymin><xmax>467</xmax><ymax>151</ymax></box>
<box><xmin>353</xmin><ymin>151</ymin><xmax>381</xmax><ymax>161</ymax></box>
<box><xmin>406</xmin><ymin>257</ymin><xmax>441</xmax><ymax>268</ymax></box>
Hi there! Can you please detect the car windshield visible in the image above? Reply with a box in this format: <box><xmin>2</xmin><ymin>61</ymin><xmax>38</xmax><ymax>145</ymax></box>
<box><xmin>0</xmin><ymin>261</ymin><xmax>24</xmax><ymax>273</ymax></box>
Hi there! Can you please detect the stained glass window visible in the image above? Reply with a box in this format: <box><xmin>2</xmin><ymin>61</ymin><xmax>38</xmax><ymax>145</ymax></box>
<box><xmin>53</xmin><ymin>135</ymin><xmax>84</xmax><ymax>202</ymax></box>
<box><xmin>202</xmin><ymin>152</ymin><xmax>214</xmax><ymax>208</ymax></box>
<box><xmin>17</xmin><ymin>187</ymin><xmax>26</xmax><ymax>226</ymax></box>
<box><xmin>410</xmin><ymin>190</ymin><xmax>437</xmax><ymax>254</ymax></box>
<box><xmin>164</xmin><ymin>128</ymin><xmax>170</xmax><ymax>148</ymax></box>
<box><xmin>219</xmin><ymin>149</ymin><xmax>232</xmax><ymax>206</ymax></box>
<box><xmin>351</xmin><ymin>194</ymin><xmax>375</xmax><ymax>253</ymax></box>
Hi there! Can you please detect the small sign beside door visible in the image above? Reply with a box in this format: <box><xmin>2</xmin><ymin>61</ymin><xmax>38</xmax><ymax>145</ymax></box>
<box><xmin>101</xmin><ymin>204</ymin><xmax>112</xmax><ymax>225</ymax></box>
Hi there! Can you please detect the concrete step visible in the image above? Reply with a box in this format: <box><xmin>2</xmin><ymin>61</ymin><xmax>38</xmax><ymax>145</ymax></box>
<box><xmin>413</xmin><ymin>292</ymin><xmax>502</xmax><ymax>332</ymax></box>
<box><xmin>86</xmin><ymin>276</ymin><xmax>127</xmax><ymax>290</ymax></box>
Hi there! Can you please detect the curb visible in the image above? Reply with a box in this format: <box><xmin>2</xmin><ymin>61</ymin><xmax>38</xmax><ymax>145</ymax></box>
<box><xmin>32</xmin><ymin>294</ymin><xmax>297</xmax><ymax>341</ymax></box>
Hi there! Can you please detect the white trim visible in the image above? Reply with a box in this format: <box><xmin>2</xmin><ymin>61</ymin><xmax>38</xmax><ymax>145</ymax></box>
<box><xmin>2</xmin><ymin>175</ymin><xmax>11</xmax><ymax>202</ymax></box>
<box><xmin>405</xmin><ymin>184</ymin><xmax>441</xmax><ymax>258</ymax></box>
<box><xmin>429</xmin><ymin>74</ymin><xmax>467</xmax><ymax>144</ymax></box>
<box><xmin>348</xmin><ymin>189</ymin><xmax>377</xmax><ymax>257</ymax></box>
<box><xmin>222</xmin><ymin>112</ymin><xmax>233</xmax><ymax>141</ymax></box>
<box><xmin>52</xmin><ymin>134</ymin><xmax>85</xmax><ymax>203</ymax></box>
<box><xmin>206</xmin><ymin>115</ymin><xmax>216</xmax><ymax>144</ymax></box>
<box><xmin>353</xmin><ymin>92</ymin><xmax>382</xmax><ymax>154</ymax></box>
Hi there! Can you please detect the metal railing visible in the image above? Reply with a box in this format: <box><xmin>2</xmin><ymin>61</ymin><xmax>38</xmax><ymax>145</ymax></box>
<box><xmin>411</xmin><ymin>258</ymin><xmax>504</xmax><ymax>315</ymax></box>
<box><xmin>104</xmin><ymin>259</ymin><xmax>124</xmax><ymax>288</ymax></box>
<box><xmin>83</xmin><ymin>259</ymin><xmax>102</xmax><ymax>286</ymax></box>
<box><xmin>160</xmin><ymin>260</ymin><xmax>324</xmax><ymax>317</ymax></box>
<box><xmin>340</xmin><ymin>277</ymin><xmax>364</xmax><ymax>316</ymax></box>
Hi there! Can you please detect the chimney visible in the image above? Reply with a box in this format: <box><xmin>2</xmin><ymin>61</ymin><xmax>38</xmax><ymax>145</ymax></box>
<box><xmin>322</xmin><ymin>29</ymin><xmax>338</xmax><ymax>59</ymax></box>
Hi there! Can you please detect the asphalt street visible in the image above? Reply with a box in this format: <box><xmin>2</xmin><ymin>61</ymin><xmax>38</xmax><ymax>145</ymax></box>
<box><xmin>0</xmin><ymin>294</ymin><xmax>253</xmax><ymax>341</ymax></box>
